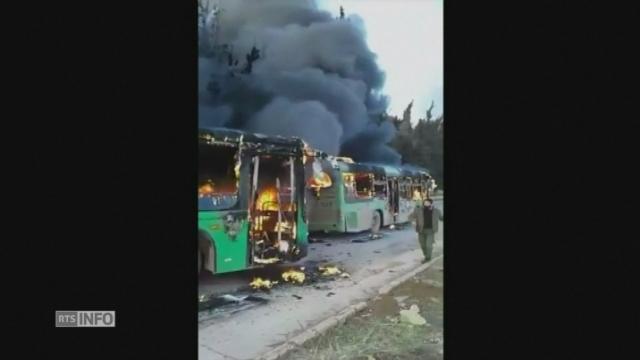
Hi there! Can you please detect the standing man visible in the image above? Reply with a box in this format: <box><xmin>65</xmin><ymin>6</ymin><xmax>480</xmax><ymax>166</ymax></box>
<box><xmin>413</xmin><ymin>197</ymin><xmax>443</xmax><ymax>262</ymax></box>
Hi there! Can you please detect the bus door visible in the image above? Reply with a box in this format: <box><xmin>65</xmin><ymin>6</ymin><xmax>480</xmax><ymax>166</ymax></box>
<box><xmin>388</xmin><ymin>178</ymin><xmax>399</xmax><ymax>223</ymax></box>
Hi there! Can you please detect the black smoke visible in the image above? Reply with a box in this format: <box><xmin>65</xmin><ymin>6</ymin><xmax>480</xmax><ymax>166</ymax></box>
<box><xmin>198</xmin><ymin>0</ymin><xmax>400</xmax><ymax>164</ymax></box>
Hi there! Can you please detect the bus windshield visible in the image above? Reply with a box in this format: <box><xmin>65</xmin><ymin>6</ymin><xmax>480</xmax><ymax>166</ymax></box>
<box><xmin>199</xmin><ymin>144</ymin><xmax>240</xmax><ymax>211</ymax></box>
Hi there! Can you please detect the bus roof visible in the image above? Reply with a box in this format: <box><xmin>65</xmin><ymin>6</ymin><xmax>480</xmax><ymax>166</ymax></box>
<box><xmin>199</xmin><ymin>127</ymin><xmax>305</xmax><ymax>150</ymax></box>
<box><xmin>352</xmin><ymin>162</ymin><xmax>432</xmax><ymax>179</ymax></box>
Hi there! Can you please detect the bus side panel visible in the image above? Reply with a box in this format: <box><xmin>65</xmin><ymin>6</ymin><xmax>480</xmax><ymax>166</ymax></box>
<box><xmin>198</xmin><ymin>210</ymin><xmax>249</xmax><ymax>274</ymax></box>
<box><xmin>395</xmin><ymin>198</ymin><xmax>415</xmax><ymax>224</ymax></box>
<box><xmin>296</xmin><ymin>207</ymin><xmax>309</xmax><ymax>255</ymax></box>
<box><xmin>306</xmin><ymin>175</ymin><xmax>343</xmax><ymax>232</ymax></box>
<box><xmin>343</xmin><ymin>201</ymin><xmax>371</xmax><ymax>233</ymax></box>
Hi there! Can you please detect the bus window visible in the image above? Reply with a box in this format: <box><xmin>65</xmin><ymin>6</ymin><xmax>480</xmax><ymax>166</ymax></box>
<box><xmin>306</xmin><ymin>158</ymin><xmax>333</xmax><ymax>196</ymax></box>
<box><xmin>344</xmin><ymin>172</ymin><xmax>373</xmax><ymax>201</ymax></box>
<box><xmin>399</xmin><ymin>179</ymin><xmax>412</xmax><ymax>200</ymax></box>
<box><xmin>198</xmin><ymin>144</ymin><xmax>239</xmax><ymax>211</ymax></box>
<box><xmin>412</xmin><ymin>183</ymin><xmax>423</xmax><ymax>200</ymax></box>
<box><xmin>373</xmin><ymin>180</ymin><xmax>387</xmax><ymax>198</ymax></box>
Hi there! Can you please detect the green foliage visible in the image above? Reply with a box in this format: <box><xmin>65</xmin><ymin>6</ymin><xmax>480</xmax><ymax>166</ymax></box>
<box><xmin>391</xmin><ymin>105</ymin><xmax>443</xmax><ymax>189</ymax></box>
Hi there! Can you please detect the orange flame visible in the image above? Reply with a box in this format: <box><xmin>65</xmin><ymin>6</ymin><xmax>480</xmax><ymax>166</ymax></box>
<box><xmin>198</xmin><ymin>182</ymin><xmax>215</xmax><ymax>197</ymax></box>
<box><xmin>308</xmin><ymin>160</ymin><xmax>332</xmax><ymax>192</ymax></box>
<box><xmin>308</xmin><ymin>171</ymin><xmax>332</xmax><ymax>189</ymax></box>
<box><xmin>256</xmin><ymin>187</ymin><xmax>279</xmax><ymax>211</ymax></box>
<box><xmin>199</xmin><ymin>180</ymin><xmax>237</xmax><ymax>197</ymax></box>
<box><xmin>256</xmin><ymin>186</ymin><xmax>294</xmax><ymax>212</ymax></box>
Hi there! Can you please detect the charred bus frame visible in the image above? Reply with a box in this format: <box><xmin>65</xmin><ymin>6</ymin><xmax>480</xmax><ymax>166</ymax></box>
<box><xmin>198</xmin><ymin>128</ymin><xmax>308</xmax><ymax>274</ymax></box>
<box><xmin>305</xmin><ymin>153</ymin><xmax>434</xmax><ymax>234</ymax></box>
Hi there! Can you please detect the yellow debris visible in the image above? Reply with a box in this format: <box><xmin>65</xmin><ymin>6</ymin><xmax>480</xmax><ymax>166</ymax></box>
<box><xmin>319</xmin><ymin>266</ymin><xmax>342</xmax><ymax>276</ymax></box>
<box><xmin>250</xmin><ymin>277</ymin><xmax>277</xmax><ymax>290</ymax></box>
<box><xmin>281</xmin><ymin>269</ymin><xmax>306</xmax><ymax>284</ymax></box>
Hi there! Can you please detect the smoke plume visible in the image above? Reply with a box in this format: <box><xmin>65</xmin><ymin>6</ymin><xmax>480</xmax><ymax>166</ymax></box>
<box><xmin>198</xmin><ymin>0</ymin><xmax>400</xmax><ymax>164</ymax></box>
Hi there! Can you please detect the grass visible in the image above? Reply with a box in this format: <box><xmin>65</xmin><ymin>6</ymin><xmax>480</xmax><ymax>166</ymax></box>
<box><xmin>290</xmin><ymin>317</ymin><xmax>431</xmax><ymax>360</ymax></box>
<box><xmin>282</xmin><ymin>258</ymin><xmax>444</xmax><ymax>360</ymax></box>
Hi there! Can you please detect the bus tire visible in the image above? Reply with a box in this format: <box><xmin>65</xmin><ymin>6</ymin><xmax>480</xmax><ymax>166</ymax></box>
<box><xmin>198</xmin><ymin>249</ymin><xmax>202</xmax><ymax>274</ymax></box>
<box><xmin>371</xmin><ymin>210</ymin><xmax>382</xmax><ymax>234</ymax></box>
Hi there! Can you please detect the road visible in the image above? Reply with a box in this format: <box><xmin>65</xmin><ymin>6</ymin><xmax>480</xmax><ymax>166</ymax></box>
<box><xmin>198</xmin><ymin>199</ymin><xmax>443</xmax><ymax>360</ymax></box>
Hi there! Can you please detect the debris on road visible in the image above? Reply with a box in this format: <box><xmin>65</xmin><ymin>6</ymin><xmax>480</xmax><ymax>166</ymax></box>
<box><xmin>327</xmin><ymin>292</ymin><xmax>336</xmax><ymax>297</ymax></box>
<box><xmin>282</xmin><ymin>269</ymin><xmax>306</xmax><ymax>284</ymax></box>
<box><xmin>250</xmin><ymin>277</ymin><xmax>278</xmax><ymax>290</ymax></box>
<box><xmin>292</xmin><ymin>294</ymin><xmax>303</xmax><ymax>300</ymax></box>
<box><xmin>319</xmin><ymin>265</ymin><xmax>342</xmax><ymax>276</ymax></box>
<box><xmin>352</xmin><ymin>233</ymin><xmax>384</xmax><ymax>243</ymax></box>
<box><xmin>198</xmin><ymin>293</ymin><xmax>268</xmax><ymax>313</ymax></box>
<box><xmin>399</xmin><ymin>304</ymin><xmax>427</xmax><ymax>326</ymax></box>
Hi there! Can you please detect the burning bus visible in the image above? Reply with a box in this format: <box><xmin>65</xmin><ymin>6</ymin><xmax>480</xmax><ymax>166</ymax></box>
<box><xmin>305</xmin><ymin>152</ymin><xmax>434</xmax><ymax>234</ymax></box>
<box><xmin>198</xmin><ymin>128</ymin><xmax>308</xmax><ymax>274</ymax></box>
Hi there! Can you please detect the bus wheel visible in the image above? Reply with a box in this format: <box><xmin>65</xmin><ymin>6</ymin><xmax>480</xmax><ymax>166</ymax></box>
<box><xmin>371</xmin><ymin>211</ymin><xmax>382</xmax><ymax>234</ymax></box>
<box><xmin>198</xmin><ymin>249</ymin><xmax>202</xmax><ymax>275</ymax></box>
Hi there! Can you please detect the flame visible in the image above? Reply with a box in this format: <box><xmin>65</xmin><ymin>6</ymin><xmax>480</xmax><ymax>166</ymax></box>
<box><xmin>199</xmin><ymin>180</ymin><xmax>237</xmax><ymax>197</ymax></box>
<box><xmin>307</xmin><ymin>159</ymin><xmax>332</xmax><ymax>197</ymax></box>
<box><xmin>198</xmin><ymin>182</ymin><xmax>215</xmax><ymax>197</ymax></box>
<box><xmin>413</xmin><ymin>189</ymin><xmax>423</xmax><ymax>201</ymax></box>
<box><xmin>250</xmin><ymin>277</ymin><xmax>277</xmax><ymax>290</ymax></box>
<box><xmin>255</xmin><ymin>187</ymin><xmax>294</xmax><ymax>212</ymax></box>
<box><xmin>256</xmin><ymin>187</ymin><xmax>279</xmax><ymax>211</ymax></box>
<box><xmin>308</xmin><ymin>171</ymin><xmax>332</xmax><ymax>189</ymax></box>
<box><xmin>281</xmin><ymin>269</ymin><xmax>306</xmax><ymax>284</ymax></box>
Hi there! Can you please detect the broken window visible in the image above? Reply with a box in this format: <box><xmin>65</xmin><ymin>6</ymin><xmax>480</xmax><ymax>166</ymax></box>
<box><xmin>399</xmin><ymin>178</ymin><xmax>413</xmax><ymax>200</ymax></box>
<box><xmin>372</xmin><ymin>172</ymin><xmax>387</xmax><ymax>198</ymax></box>
<box><xmin>306</xmin><ymin>158</ymin><xmax>333</xmax><ymax>197</ymax></box>
<box><xmin>198</xmin><ymin>144</ymin><xmax>239</xmax><ymax>211</ymax></box>
<box><xmin>412</xmin><ymin>183</ymin><xmax>424</xmax><ymax>200</ymax></box>
<box><xmin>344</xmin><ymin>172</ymin><xmax>373</xmax><ymax>201</ymax></box>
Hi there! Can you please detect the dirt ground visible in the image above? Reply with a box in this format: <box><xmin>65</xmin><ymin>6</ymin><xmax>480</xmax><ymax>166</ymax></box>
<box><xmin>282</xmin><ymin>257</ymin><xmax>444</xmax><ymax>360</ymax></box>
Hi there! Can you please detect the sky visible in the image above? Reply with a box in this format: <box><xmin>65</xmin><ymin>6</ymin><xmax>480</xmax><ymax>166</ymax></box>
<box><xmin>317</xmin><ymin>0</ymin><xmax>443</xmax><ymax>123</ymax></box>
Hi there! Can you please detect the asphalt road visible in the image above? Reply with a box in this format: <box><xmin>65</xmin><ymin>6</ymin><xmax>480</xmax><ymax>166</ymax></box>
<box><xmin>198</xmin><ymin>199</ymin><xmax>443</xmax><ymax>360</ymax></box>
<box><xmin>198</xmin><ymin>199</ymin><xmax>443</xmax><ymax>297</ymax></box>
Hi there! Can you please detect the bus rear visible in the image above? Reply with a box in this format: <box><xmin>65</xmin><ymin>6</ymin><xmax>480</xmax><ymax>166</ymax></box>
<box><xmin>198</xmin><ymin>128</ymin><xmax>308</xmax><ymax>275</ymax></box>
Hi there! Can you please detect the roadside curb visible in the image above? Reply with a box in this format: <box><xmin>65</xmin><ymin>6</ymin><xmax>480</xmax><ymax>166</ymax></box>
<box><xmin>257</xmin><ymin>254</ymin><xmax>444</xmax><ymax>360</ymax></box>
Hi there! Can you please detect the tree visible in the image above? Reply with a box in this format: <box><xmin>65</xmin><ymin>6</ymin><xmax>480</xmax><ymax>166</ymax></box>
<box><xmin>390</xmin><ymin>100</ymin><xmax>443</xmax><ymax>188</ymax></box>
<box><xmin>242</xmin><ymin>46</ymin><xmax>261</xmax><ymax>74</ymax></box>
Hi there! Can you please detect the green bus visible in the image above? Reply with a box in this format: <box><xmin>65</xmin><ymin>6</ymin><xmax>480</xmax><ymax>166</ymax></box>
<box><xmin>305</xmin><ymin>154</ymin><xmax>434</xmax><ymax>234</ymax></box>
<box><xmin>198</xmin><ymin>128</ymin><xmax>309</xmax><ymax>274</ymax></box>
